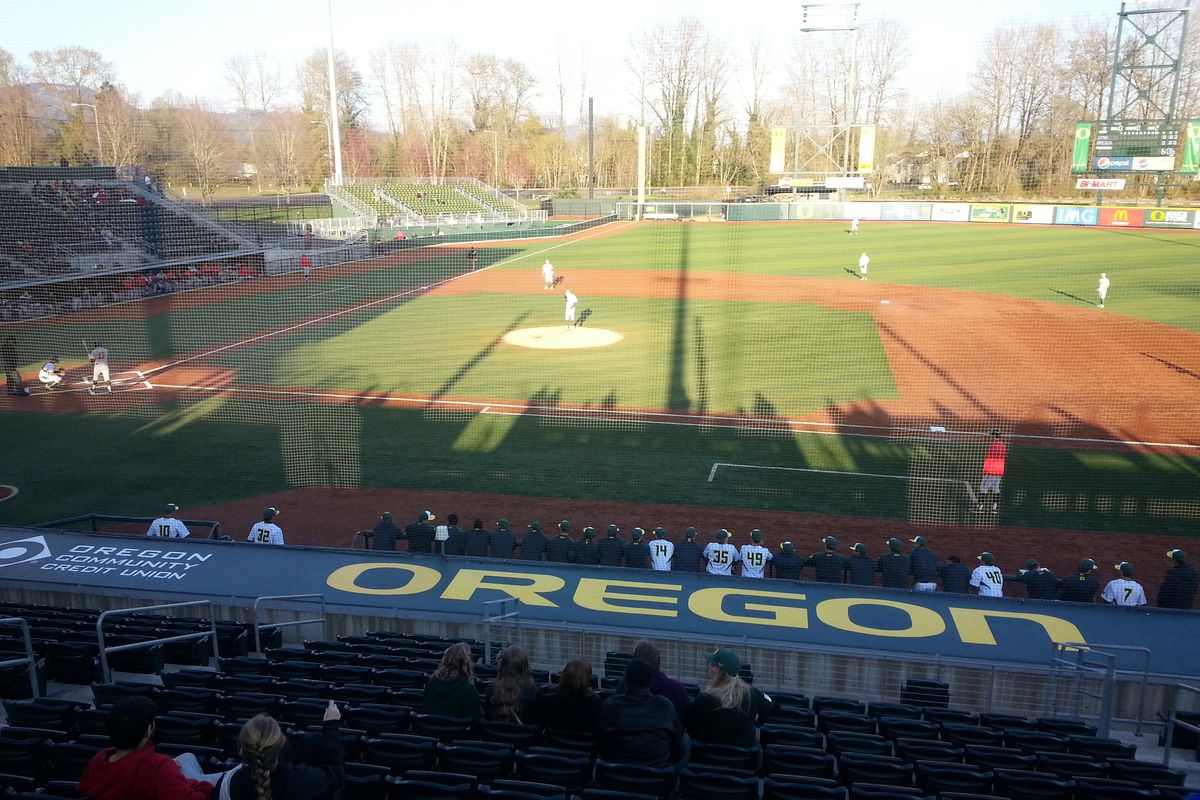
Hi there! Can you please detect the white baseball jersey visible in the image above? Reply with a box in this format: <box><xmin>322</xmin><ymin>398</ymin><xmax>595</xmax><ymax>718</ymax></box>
<box><xmin>703</xmin><ymin>542</ymin><xmax>739</xmax><ymax>576</ymax></box>
<box><xmin>38</xmin><ymin>361</ymin><xmax>60</xmax><ymax>384</ymax></box>
<box><xmin>1098</xmin><ymin>275</ymin><xmax>1110</xmax><ymax>299</ymax></box>
<box><xmin>565</xmin><ymin>290</ymin><xmax>578</xmax><ymax>320</ymax></box>
<box><xmin>859</xmin><ymin>253</ymin><xmax>870</xmax><ymax>271</ymax></box>
<box><xmin>248</xmin><ymin>522</ymin><xmax>285</xmax><ymax>545</ymax></box>
<box><xmin>146</xmin><ymin>516</ymin><xmax>190</xmax><ymax>538</ymax></box>
<box><xmin>850</xmin><ymin>218</ymin><xmax>859</xmax><ymax>232</ymax></box>
<box><xmin>542</xmin><ymin>261</ymin><xmax>554</xmax><ymax>282</ymax></box>
<box><xmin>650</xmin><ymin>538</ymin><xmax>675</xmax><ymax>570</ymax></box>
<box><xmin>89</xmin><ymin>346</ymin><xmax>108</xmax><ymax>366</ymax></box>
<box><xmin>1102</xmin><ymin>578</ymin><xmax>1147</xmax><ymax>606</ymax></box>
<box><xmin>89</xmin><ymin>345</ymin><xmax>109</xmax><ymax>382</ymax></box>
<box><xmin>739</xmin><ymin>544</ymin><xmax>773</xmax><ymax>578</ymax></box>
<box><xmin>970</xmin><ymin>565</ymin><xmax>1004</xmax><ymax>597</ymax></box>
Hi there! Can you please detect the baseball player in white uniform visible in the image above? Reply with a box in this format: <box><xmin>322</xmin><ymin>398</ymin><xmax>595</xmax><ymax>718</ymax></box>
<box><xmin>649</xmin><ymin>527</ymin><xmax>675</xmax><ymax>571</ymax></box>
<box><xmin>247</xmin><ymin>507</ymin><xmax>285</xmax><ymax>545</ymax></box>
<box><xmin>542</xmin><ymin>259</ymin><xmax>555</xmax><ymax>289</ymax></box>
<box><xmin>38</xmin><ymin>357</ymin><xmax>65</xmax><ymax>389</ymax></box>
<box><xmin>1102</xmin><ymin>562</ymin><xmax>1147</xmax><ymax>606</ymax></box>
<box><xmin>858</xmin><ymin>252</ymin><xmax>870</xmax><ymax>280</ymax></box>
<box><xmin>849</xmin><ymin>218</ymin><xmax>860</xmax><ymax>235</ymax></box>
<box><xmin>970</xmin><ymin>552</ymin><xmax>1004</xmax><ymax>597</ymax></box>
<box><xmin>146</xmin><ymin>503</ymin><xmax>190</xmax><ymax>538</ymax></box>
<box><xmin>88</xmin><ymin>342</ymin><xmax>111</xmax><ymax>394</ymax></box>
<box><xmin>739</xmin><ymin>529</ymin><xmax>773</xmax><ymax>579</ymax></box>
<box><xmin>1097</xmin><ymin>272</ymin><xmax>1110</xmax><ymax>308</ymax></box>
<box><xmin>703</xmin><ymin>529</ymin><xmax>740</xmax><ymax>576</ymax></box>
<box><xmin>564</xmin><ymin>289</ymin><xmax>578</xmax><ymax>328</ymax></box>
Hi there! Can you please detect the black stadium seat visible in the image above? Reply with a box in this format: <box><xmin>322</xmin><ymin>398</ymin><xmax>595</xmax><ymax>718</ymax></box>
<box><xmin>763</xmin><ymin>775</ymin><xmax>847</xmax><ymax>800</ymax></box>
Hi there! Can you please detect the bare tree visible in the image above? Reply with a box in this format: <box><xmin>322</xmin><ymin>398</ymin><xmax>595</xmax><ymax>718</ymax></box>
<box><xmin>636</xmin><ymin>18</ymin><xmax>706</xmax><ymax>185</ymax></box>
<box><xmin>260</xmin><ymin>112</ymin><xmax>313</xmax><ymax>194</ymax></box>
<box><xmin>0</xmin><ymin>84</ymin><xmax>40</xmax><ymax>165</ymax></box>
<box><xmin>226</xmin><ymin>53</ymin><xmax>254</xmax><ymax>112</ymax></box>
<box><xmin>177</xmin><ymin>103</ymin><xmax>231</xmax><ymax>201</ymax></box>
<box><xmin>297</xmin><ymin>49</ymin><xmax>368</xmax><ymax>128</ymax></box>
<box><xmin>0</xmin><ymin>48</ymin><xmax>16</xmax><ymax>87</ymax></box>
<box><xmin>96</xmin><ymin>86</ymin><xmax>144</xmax><ymax>169</ymax></box>
<box><xmin>1064</xmin><ymin>16</ymin><xmax>1114</xmax><ymax>120</ymax></box>
<box><xmin>857</xmin><ymin>17</ymin><xmax>910</xmax><ymax>126</ymax></box>
<box><xmin>29</xmin><ymin>46</ymin><xmax>113</xmax><ymax>102</ymax></box>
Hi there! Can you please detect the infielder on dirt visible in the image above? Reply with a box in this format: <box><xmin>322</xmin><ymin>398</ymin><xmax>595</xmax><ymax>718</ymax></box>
<box><xmin>88</xmin><ymin>341</ymin><xmax>111</xmax><ymax>394</ymax></box>
<box><xmin>858</xmin><ymin>252</ymin><xmax>870</xmax><ymax>280</ymax></box>
<box><xmin>542</xmin><ymin>259</ymin><xmax>555</xmax><ymax>289</ymax></box>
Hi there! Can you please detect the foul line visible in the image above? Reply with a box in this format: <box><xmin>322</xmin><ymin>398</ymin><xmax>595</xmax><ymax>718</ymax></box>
<box><xmin>138</xmin><ymin>220</ymin><xmax>637</xmax><ymax>380</ymax></box>
<box><xmin>707</xmin><ymin>462</ymin><xmax>979</xmax><ymax>505</ymax></box>
<box><xmin>305</xmin><ymin>284</ymin><xmax>352</xmax><ymax>299</ymax></box>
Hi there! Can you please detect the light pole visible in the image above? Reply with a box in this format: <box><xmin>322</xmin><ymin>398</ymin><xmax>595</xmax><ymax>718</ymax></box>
<box><xmin>488</xmin><ymin>130</ymin><xmax>499</xmax><ymax>188</ymax></box>
<box><xmin>71</xmin><ymin>102</ymin><xmax>103</xmax><ymax>165</ymax></box>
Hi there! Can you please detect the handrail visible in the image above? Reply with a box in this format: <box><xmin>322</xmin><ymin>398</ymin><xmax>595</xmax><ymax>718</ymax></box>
<box><xmin>482</xmin><ymin>597</ymin><xmax>520</xmax><ymax>666</ymax></box>
<box><xmin>1050</xmin><ymin>641</ymin><xmax>1153</xmax><ymax>735</ymax></box>
<box><xmin>96</xmin><ymin>601</ymin><xmax>219</xmax><ymax>683</ymax></box>
<box><xmin>36</xmin><ymin>513</ymin><xmax>222</xmax><ymax>540</ymax></box>
<box><xmin>0</xmin><ymin>617</ymin><xmax>41</xmax><ymax>698</ymax></box>
<box><xmin>251</xmin><ymin>594</ymin><xmax>327</xmax><ymax>654</ymax></box>
<box><xmin>1161</xmin><ymin>682</ymin><xmax>1200</xmax><ymax>766</ymax></box>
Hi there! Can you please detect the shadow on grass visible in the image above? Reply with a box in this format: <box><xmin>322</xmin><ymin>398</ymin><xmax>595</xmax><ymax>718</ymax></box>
<box><xmin>1049</xmin><ymin>288</ymin><xmax>1097</xmax><ymax>306</ymax></box>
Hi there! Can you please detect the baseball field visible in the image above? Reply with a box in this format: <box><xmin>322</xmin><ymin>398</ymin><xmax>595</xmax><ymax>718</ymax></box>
<box><xmin>2</xmin><ymin>218</ymin><xmax>1200</xmax><ymax>587</ymax></box>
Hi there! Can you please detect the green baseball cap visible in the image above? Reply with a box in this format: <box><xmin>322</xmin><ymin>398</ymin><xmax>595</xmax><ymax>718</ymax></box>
<box><xmin>706</xmin><ymin>647</ymin><xmax>742</xmax><ymax>677</ymax></box>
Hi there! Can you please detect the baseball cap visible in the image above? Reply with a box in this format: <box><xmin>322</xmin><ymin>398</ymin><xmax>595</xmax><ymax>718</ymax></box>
<box><xmin>823</xmin><ymin>535</ymin><xmax>838</xmax><ymax>549</ymax></box>
<box><xmin>911</xmin><ymin>536</ymin><xmax>927</xmax><ymax>546</ymax></box>
<box><xmin>781</xmin><ymin>541</ymin><xmax>795</xmax><ymax>553</ymax></box>
<box><xmin>706</xmin><ymin>647</ymin><xmax>742</xmax><ymax>677</ymax></box>
<box><xmin>978</xmin><ymin>552</ymin><xmax>995</xmax><ymax>565</ymax></box>
<box><xmin>1024</xmin><ymin>559</ymin><xmax>1039</xmax><ymax>570</ymax></box>
<box><xmin>381</xmin><ymin>511</ymin><xmax>393</xmax><ymax>522</ymax></box>
<box><xmin>559</xmin><ymin>520</ymin><xmax>571</xmax><ymax>533</ymax></box>
<box><xmin>887</xmin><ymin>537</ymin><xmax>902</xmax><ymax>552</ymax></box>
<box><xmin>1079</xmin><ymin>558</ymin><xmax>1097</xmax><ymax>571</ymax></box>
<box><xmin>1116</xmin><ymin>561</ymin><xmax>1134</xmax><ymax>576</ymax></box>
<box><xmin>583</xmin><ymin>526</ymin><xmax>596</xmax><ymax>539</ymax></box>
<box><xmin>163</xmin><ymin>503</ymin><xmax>179</xmax><ymax>514</ymax></box>
<box><xmin>990</xmin><ymin>428</ymin><xmax>1001</xmax><ymax>437</ymax></box>
<box><xmin>263</xmin><ymin>507</ymin><xmax>279</xmax><ymax>521</ymax></box>
<box><xmin>607</xmin><ymin>524</ymin><xmax>620</xmax><ymax>536</ymax></box>
<box><xmin>420</xmin><ymin>510</ymin><xmax>436</xmax><ymax>522</ymax></box>
<box><xmin>716</xmin><ymin>528</ymin><xmax>730</xmax><ymax>541</ymax></box>
<box><xmin>751</xmin><ymin>529</ymin><xmax>763</xmax><ymax>542</ymax></box>
<box><xmin>1168</xmin><ymin>549</ymin><xmax>1187</xmax><ymax>562</ymax></box>
<box><xmin>685</xmin><ymin>527</ymin><xmax>697</xmax><ymax>539</ymax></box>
<box><xmin>497</xmin><ymin>518</ymin><xmax>509</xmax><ymax>528</ymax></box>
<box><xmin>852</xmin><ymin>543</ymin><xmax>867</xmax><ymax>555</ymax></box>
<box><xmin>654</xmin><ymin>527</ymin><xmax>667</xmax><ymax>538</ymax></box>
<box><xmin>529</xmin><ymin>521</ymin><xmax>541</xmax><ymax>531</ymax></box>
<box><xmin>631</xmin><ymin>527</ymin><xmax>645</xmax><ymax>541</ymax></box>
<box><xmin>624</xmin><ymin>658</ymin><xmax>654</xmax><ymax>689</ymax></box>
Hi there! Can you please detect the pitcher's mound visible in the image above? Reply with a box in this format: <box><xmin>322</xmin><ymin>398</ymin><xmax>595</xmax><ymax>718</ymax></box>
<box><xmin>503</xmin><ymin>327</ymin><xmax>624</xmax><ymax>350</ymax></box>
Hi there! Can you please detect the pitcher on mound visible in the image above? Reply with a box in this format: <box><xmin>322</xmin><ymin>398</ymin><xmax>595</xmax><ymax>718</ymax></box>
<box><xmin>564</xmin><ymin>289</ymin><xmax>578</xmax><ymax>329</ymax></box>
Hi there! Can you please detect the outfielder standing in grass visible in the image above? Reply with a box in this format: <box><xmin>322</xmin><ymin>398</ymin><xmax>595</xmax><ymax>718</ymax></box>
<box><xmin>974</xmin><ymin>428</ymin><xmax>1007</xmax><ymax>512</ymax></box>
<box><xmin>1097</xmin><ymin>272</ymin><xmax>1110</xmax><ymax>308</ymax></box>
<box><xmin>858</xmin><ymin>252</ymin><xmax>869</xmax><ymax>280</ymax></box>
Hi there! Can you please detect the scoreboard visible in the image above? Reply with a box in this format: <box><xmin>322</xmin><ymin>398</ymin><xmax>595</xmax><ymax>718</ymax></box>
<box><xmin>1092</xmin><ymin>121</ymin><xmax>1179</xmax><ymax>171</ymax></box>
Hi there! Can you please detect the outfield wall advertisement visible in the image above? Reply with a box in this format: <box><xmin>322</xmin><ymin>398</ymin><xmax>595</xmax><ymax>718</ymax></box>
<box><xmin>1142</xmin><ymin>208</ymin><xmax>1196</xmax><ymax>229</ymax></box>
<box><xmin>1013</xmin><ymin>205</ymin><xmax>1055</xmax><ymax>225</ymax></box>
<box><xmin>2</xmin><ymin>529</ymin><xmax>1197</xmax><ymax>677</ymax></box>
<box><xmin>1053</xmin><ymin>206</ymin><xmax>1099</xmax><ymax>227</ymax></box>
<box><xmin>930</xmin><ymin>204</ymin><xmax>970</xmax><ymax>222</ymax></box>
<box><xmin>970</xmin><ymin>204</ymin><xmax>1012</xmax><ymax>223</ymax></box>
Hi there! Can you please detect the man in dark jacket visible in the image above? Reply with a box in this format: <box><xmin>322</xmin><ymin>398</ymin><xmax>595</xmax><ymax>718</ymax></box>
<box><xmin>771</xmin><ymin>541</ymin><xmax>803</xmax><ymax>580</ymax></box>
<box><xmin>624</xmin><ymin>527</ymin><xmax>651</xmax><ymax>568</ymax></box>
<box><xmin>597</xmin><ymin>524</ymin><xmax>625</xmax><ymax>567</ymax></box>
<box><xmin>521</xmin><ymin>521</ymin><xmax>549</xmax><ymax>561</ymax></box>
<box><xmin>596</xmin><ymin>658</ymin><xmax>685</xmax><ymax>769</ymax></box>
<box><xmin>846</xmin><ymin>542</ymin><xmax>876</xmax><ymax>586</ymax></box>
<box><xmin>577</xmin><ymin>527</ymin><xmax>600</xmax><ymax>565</ymax></box>
<box><xmin>405</xmin><ymin>510</ymin><xmax>436</xmax><ymax>554</ymax></box>
<box><xmin>546</xmin><ymin>520</ymin><xmax>577</xmax><ymax>563</ymax></box>
<box><xmin>1058</xmin><ymin>558</ymin><xmax>1101</xmax><ymax>603</ymax></box>
<box><xmin>464</xmin><ymin>519</ymin><xmax>489</xmax><ymax>557</ymax></box>
<box><xmin>909</xmin><ymin>536</ymin><xmax>940</xmax><ymax>591</ymax></box>
<box><xmin>878</xmin><ymin>538</ymin><xmax>911</xmax><ymax>589</ymax></box>
<box><xmin>1006</xmin><ymin>559</ymin><xmax>1058</xmax><ymax>600</ymax></box>
<box><xmin>491</xmin><ymin>519</ymin><xmax>517</xmax><ymax>559</ymax></box>
<box><xmin>807</xmin><ymin>536</ymin><xmax>846</xmax><ymax>583</ymax></box>
<box><xmin>442</xmin><ymin>514</ymin><xmax>466</xmax><ymax>556</ymax></box>
<box><xmin>614</xmin><ymin>641</ymin><xmax>691</xmax><ymax>721</ymax></box>
<box><xmin>1157</xmin><ymin>549</ymin><xmax>1198</xmax><ymax>609</ymax></box>
<box><xmin>371</xmin><ymin>512</ymin><xmax>403</xmax><ymax>552</ymax></box>
<box><xmin>938</xmin><ymin>555</ymin><xmax>970</xmax><ymax>593</ymax></box>
<box><xmin>672</xmin><ymin>528</ymin><xmax>702</xmax><ymax>572</ymax></box>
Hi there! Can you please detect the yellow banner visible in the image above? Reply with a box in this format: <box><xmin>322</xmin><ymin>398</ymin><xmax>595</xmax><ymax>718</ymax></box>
<box><xmin>858</xmin><ymin>126</ymin><xmax>876</xmax><ymax>173</ymax></box>
<box><xmin>769</xmin><ymin>127</ymin><xmax>787</xmax><ymax>174</ymax></box>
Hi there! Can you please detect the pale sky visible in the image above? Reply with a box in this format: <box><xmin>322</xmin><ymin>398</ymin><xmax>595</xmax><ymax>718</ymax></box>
<box><xmin>2</xmin><ymin>0</ymin><xmax>1121</xmax><ymax>125</ymax></box>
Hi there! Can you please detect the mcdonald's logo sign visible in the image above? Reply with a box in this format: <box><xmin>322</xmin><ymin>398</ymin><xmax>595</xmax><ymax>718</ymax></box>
<box><xmin>1100</xmin><ymin>207</ymin><xmax>1143</xmax><ymax>227</ymax></box>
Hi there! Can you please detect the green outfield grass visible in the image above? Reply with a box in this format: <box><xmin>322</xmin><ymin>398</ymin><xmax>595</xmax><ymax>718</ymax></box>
<box><xmin>4</xmin><ymin>221</ymin><xmax>1200</xmax><ymax>534</ymax></box>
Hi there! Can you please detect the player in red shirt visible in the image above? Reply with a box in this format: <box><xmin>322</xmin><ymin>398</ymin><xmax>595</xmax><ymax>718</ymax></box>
<box><xmin>974</xmin><ymin>428</ymin><xmax>1007</xmax><ymax>513</ymax></box>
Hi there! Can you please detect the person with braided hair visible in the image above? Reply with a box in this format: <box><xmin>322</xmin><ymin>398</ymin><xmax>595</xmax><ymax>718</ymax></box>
<box><xmin>217</xmin><ymin>700</ymin><xmax>344</xmax><ymax>800</ymax></box>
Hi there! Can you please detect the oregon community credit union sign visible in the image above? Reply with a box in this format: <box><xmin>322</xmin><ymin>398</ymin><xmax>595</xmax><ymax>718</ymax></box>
<box><xmin>1</xmin><ymin>528</ymin><xmax>1196</xmax><ymax>678</ymax></box>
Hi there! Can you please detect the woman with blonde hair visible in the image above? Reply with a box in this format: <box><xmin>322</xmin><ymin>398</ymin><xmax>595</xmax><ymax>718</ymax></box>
<box><xmin>216</xmin><ymin>699</ymin><xmax>344</xmax><ymax>800</ymax></box>
<box><xmin>685</xmin><ymin>648</ymin><xmax>774</xmax><ymax>747</ymax></box>
<box><xmin>487</xmin><ymin>644</ymin><xmax>543</xmax><ymax>723</ymax></box>
<box><xmin>423</xmin><ymin>641</ymin><xmax>483</xmax><ymax>720</ymax></box>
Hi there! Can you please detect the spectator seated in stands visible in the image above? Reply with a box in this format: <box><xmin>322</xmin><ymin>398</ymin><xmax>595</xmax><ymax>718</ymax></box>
<box><xmin>616</xmin><ymin>640</ymin><xmax>691</xmax><ymax>722</ymax></box>
<box><xmin>77</xmin><ymin>695</ymin><xmax>213</xmax><ymax>800</ymax></box>
<box><xmin>686</xmin><ymin>648</ymin><xmax>774</xmax><ymax>747</ymax></box>
<box><xmin>423</xmin><ymin>641</ymin><xmax>483</xmax><ymax>720</ymax></box>
<box><xmin>538</xmin><ymin>657</ymin><xmax>603</xmax><ymax>732</ymax></box>
<box><xmin>218</xmin><ymin>702</ymin><xmax>344</xmax><ymax>800</ymax></box>
<box><xmin>488</xmin><ymin>644</ymin><xmax>542</xmax><ymax>723</ymax></box>
<box><xmin>596</xmin><ymin>657</ymin><xmax>686</xmax><ymax>769</ymax></box>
